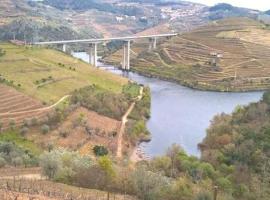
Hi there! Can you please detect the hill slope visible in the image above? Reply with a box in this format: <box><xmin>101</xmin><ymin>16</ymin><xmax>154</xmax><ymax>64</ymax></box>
<box><xmin>106</xmin><ymin>18</ymin><xmax>270</xmax><ymax>92</ymax></box>
<box><xmin>0</xmin><ymin>43</ymin><xmax>127</xmax><ymax>104</ymax></box>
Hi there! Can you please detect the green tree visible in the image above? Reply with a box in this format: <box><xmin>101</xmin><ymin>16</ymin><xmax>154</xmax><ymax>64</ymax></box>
<box><xmin>41</xmin><ymin>124</ymin><xmax>50</xmax><ymax>134</ymax></box>
<box><xmin>93</xmin><ymin>145</ymin><xmax>108</xmax><ymax>157</ymax></box>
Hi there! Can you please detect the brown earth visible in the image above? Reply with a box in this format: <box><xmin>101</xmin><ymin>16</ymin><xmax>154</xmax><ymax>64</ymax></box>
<box><xmin>0</xmin><ymin>84</ymin><xmax>49</xmax><ymax>129</ymax></box>
<box><xmin>26</xmin><ymin>107</ymin><xmax>121</xmax><ymax>156</ymax></box>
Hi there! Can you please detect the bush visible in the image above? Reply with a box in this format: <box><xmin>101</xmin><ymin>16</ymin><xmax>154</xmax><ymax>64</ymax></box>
<box><xmin>31</xmin><ymin>117</ymin><xmax>38</xmax><ymax>126</ymax></box>
<box><xmin>70</xmin><ymin>85</ymin><xmax>129</xmax><ymax>120</ymax></box>
<box><xmin>195</xmin><ymin>192</ymin><xmax>212</xmax><ymax>200</ymax></box>
<box><xmin>20</xmin><ymin>127</ymin><xmax>29</xmax><ymax>136</ymax></box>
<box><xmin>0</xmin><ymin>156</ymin><xmax>6</xmax><ymax>168</ymax></box>
<box><xmin>11</xmin><ymin>157</ymin><xmax>23</xmax><ymax>167</ymax></box>
<box><xmin>59</xmin><ymin>129</ymin><xmax>69</xmax><ymax>138</ymax></box>
<box><xmin>40</xmin><ymin>151</ymin><xmax>61</xmax><ymax>179</ymax></box>
<box><xmin>216</xmin><ymin>177</ymin><xmax>232</xmax><ymax>192</ymax></box>
<box><xmin>9</xmin><ymin>119</ymin><xmax>16</xmax><ymax>130</ymax></box>
<box><xmin>93</xmin><ymin>145</ymin><xmax>109</xmax><ymax>157</ymax></box>
<box><xmin>40</xmin><ymin>149</ymin><xmax>92</xmax><ymax>180</ymax></box>
<box><xmin>22</xmin><ymin>118</ymin><xmax>31</xmax><ymax>127</ymax></box>
<box><xmin>41</xmin><ymin>124</ymin><xmax>50</xmax><ymax>134</ymax></box>
<box><xmin>262</xmin><ymin>91</ymin><xmax>270</xmax><ymax>104</ymax></box>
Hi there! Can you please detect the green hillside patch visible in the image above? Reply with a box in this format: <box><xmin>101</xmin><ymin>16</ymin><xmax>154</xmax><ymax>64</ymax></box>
<box><xmin>0</xmin><ymin>131</ymin><xmax>42</xmax><ymax>156</ymax></box>
<box><xmin>0</xmin><ymin>43</ymin><xmax>127</xmax><ymax>104</ymax></box>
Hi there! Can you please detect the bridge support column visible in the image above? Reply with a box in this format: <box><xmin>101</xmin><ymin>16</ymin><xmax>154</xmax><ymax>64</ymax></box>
<box><xmin>149</xmin><ymin>37</ymin><xmax>157</xmax><ymax>51</ymax></box>
<box><xmin>122</xmin><ymin>40</ymin><xmax>131</xmax><ymax>71</ymax></box>
<box><xmin>62</xmin><ymin>44</ymin><xmax>67</xmax><ymax>52</ymax></box>
<box><xmin>153</xmin><ymin>37</ymin><xmax>157</xmax><ymax>49</ymax></box>
<box><xmin>89</xmin><ymin>43</ymin><xmax>98</xmax><ymax>67</ymax></box>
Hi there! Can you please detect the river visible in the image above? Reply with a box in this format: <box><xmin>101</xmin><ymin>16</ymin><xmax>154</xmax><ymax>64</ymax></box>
<box><xmin>72</xmin><ymin>52</ymin><xmax>263</xmax><ymax>157</ymax></box>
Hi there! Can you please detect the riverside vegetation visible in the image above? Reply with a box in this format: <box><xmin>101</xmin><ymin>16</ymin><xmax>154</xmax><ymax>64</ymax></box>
<box><xmin>38</xmin><ymin>90</ymin><xmax>270</xmax><ymax>200</ymax></box>
<box><xmin>1</xmin><ymin>90</ymin><xmax>270</xmax><ymax>199</ymax></box>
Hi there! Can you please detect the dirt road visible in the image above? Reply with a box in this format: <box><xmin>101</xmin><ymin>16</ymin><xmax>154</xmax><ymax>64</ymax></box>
<box><xmin>116</xmin><ymin>87</ymin><xmax>143</xmax><ymax>158</ymax></box>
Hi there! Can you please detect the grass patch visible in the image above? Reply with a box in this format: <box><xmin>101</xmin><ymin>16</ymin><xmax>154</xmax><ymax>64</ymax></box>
<box><xmin>0</xmin><ymin>43</ymin><xmax>127</xmax><ymax>104</ymax></box>
<box><xmin>71</xmin><ymin>85</ymin><xmax>131</xmax><ymax>120</ymax></box>
<box><xmin>0</xmin><ymin>131</ymin><xmax>42</xmax><ymax>156</ymax></box>
<box><xmin>122</xmin><ymin>82</ymin><xmax>140</xmax><ymax>99</ymax></box>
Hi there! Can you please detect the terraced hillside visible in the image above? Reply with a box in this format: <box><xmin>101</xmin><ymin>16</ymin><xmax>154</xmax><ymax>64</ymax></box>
<box><xmin>0</xmin><ymin>84</ymin><xmax>51</xmax><ymax>130</ymax></box>
<box><xmin>0</xmin><ymin>43</ymin><xmax>127</xmax><ymax>104</ymax></box>
<box><xmin>106</xmin><ymin>18</ymin><xmax>270</xmax><ymax>91</ymax></box>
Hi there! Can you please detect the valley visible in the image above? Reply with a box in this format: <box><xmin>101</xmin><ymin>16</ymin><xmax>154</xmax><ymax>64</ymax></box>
<box><xmin>1</xmin><ymin>0</ymin><xmax>270</xmax><ymax>200</ymax></box>
<box><xmin>105</xmin><ymin>17</ymin><xmax>270</xmax><ymax>91</ymax></box>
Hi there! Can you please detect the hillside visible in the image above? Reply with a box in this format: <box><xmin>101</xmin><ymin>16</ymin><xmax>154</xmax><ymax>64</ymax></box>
<box><xmin>0</xmin><ymin>0</ymin><xmax>263</xmax><ymax>43</ymax></box>
<box><xmin>106</xmin><ymin>17</ymin><xmax>270</xmax><ymax>92</ymax></box>
<box><xmin>208</xmin><ymin>3</ymin><xmax>259</xmax><ymax>20</ymax></box>
<box><xmin>198</xmin><ymin>91</ymin><xmax>270</xmax><ymax>199</ymax></box>
<box><xmin>0</xmin><ymin>43</ymin><xmax>127</xmax><ymax>104</ymax></box>
<box><xmin>0</xmin><ymin>41</ymin><xmax>150</xmax><ymax>157</ymax></box>
<box><xmin>265</xmin><ymin>10</ymin><xmax>270</xmax><ymax>15</ymax></box>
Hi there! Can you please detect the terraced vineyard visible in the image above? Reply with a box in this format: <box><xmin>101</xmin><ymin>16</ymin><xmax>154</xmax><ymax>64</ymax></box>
<box><xmin>105</xmin><ymin>17</ymin><xmax>270</xmax><ymax>91</ymax></box>
<box><xmin>0</xmin><ymin>84</ymin><xmax>49</xmax><ymax>130</ymax></box>
<box><xmin>0</xmin><ymin>43</ymin><xmax>127</xmax><ymax>104</ymax></box>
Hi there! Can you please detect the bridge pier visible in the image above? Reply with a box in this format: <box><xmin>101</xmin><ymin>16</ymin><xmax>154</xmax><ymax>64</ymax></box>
<box><xmin>148</xmin><ymin>37</ymin><xmax>157</xmax><ymax>51</ymax></box>
<box><xmin>89</xmin><ymin>43</ymin><xmax>98</xmax><ymax>67</ymax></box>
<box><xmin>62</xmin><ymin>44</ymin><xmax>67</xmax><ymax>52</ymax></box>
<box><xmin>122</xmin><ymin>40</ymin><xmax>131</xmax><ymax>71</ymax></box>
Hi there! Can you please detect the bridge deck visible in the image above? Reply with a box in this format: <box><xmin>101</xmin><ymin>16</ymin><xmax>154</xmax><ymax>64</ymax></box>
<box><xmin>33</xmin><ymin>33</ymin><xmax>178</xmax><ymax>45</ymax></box>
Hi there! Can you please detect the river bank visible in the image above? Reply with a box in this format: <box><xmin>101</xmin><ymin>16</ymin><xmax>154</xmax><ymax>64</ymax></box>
<box><xmin>73</xmin><ymin>52</ymin><xmax>264</xmax><ymax>158</ymax></box>
<box><xmin>103</xmin><ymin>60</ymin><xmax>270</xmax><ymax>93</ymax></box>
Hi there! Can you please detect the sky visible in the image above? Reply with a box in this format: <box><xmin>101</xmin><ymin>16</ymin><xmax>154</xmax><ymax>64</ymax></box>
<box><xmin>189</xmin><ymin>0</ymin><xmax>269</xmax><ymax>11</ymax></box>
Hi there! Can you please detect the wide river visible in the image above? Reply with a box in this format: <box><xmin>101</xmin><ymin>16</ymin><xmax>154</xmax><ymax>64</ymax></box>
<box><xmin>73</xmin><ymin>52</ymin><xmax>263</xmax><ymax>157</ymax></box>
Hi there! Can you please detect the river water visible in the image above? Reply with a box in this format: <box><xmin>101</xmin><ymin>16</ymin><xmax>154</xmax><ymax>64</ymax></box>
<box><xmin>72</xmin><ymin>52</ymin><xmax>263</xmax><ymax>157</ymax></box>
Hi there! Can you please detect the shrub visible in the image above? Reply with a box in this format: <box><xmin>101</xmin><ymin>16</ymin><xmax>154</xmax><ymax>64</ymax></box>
<box><xmin>9</xmin><ymin>119</ymin><xmax>16</xmax><ymax>130</ymax></box>
<box><xmin>40</xmin><ymin>151</ymin><xmax>61</xmax><ymax>179</ymax></box>
<box><xmin>93</xmin><ymin>145</ymin><xmax>109</xmax><ymax>157</ymax></box>
<box><xmin>262</xmin><ymin>91</ymin><xmax>270</xmax><ymax>105</ymax></box>
<box><xmin>12</xmin><ymin>157</ymin><xmax>23</xmax><ymax>167</ymax></box>
<box><xmin>41</xmin><ymin>124</ymin><xmax>50</xmax><ymax>134</ymax></box>
<box><xmin>20</xmin><ymin>127</ymin><xmax>29</xmax><ymax>136</ymax></box>
<box><xmin>31</xmin><ymin>117</ymin><xmax>38</xmax><ymax>126</ymax></box>
<box><xmin>195</xmin><ymin>192</ymin><xmax>212</xmax><ymax>200</ymax></box>
<box><xmin>216</xmin><ymin>177</ymin><xmax>233</xmax><ymax>192</ymax></box>
<box><xmin>40</xmin><ymin>149</ymin><xmax>92</xmax><ymax>180</ymax></box>
<box><xmin>0</xmin><ymin>156</ymin><xmax>6</xmax><ymax>168</ymax></box>
<box><xmin>22</xmin><ymin>118</ymin><xmax>31</xmax><ymax>127</ymax></box>
<box><xmin>59</xmin><ymin>129</ymin><xmax>68</xmax><ymax>138</ymax></box>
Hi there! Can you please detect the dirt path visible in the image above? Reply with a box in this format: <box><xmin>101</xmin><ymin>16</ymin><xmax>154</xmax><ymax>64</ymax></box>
<box><xmin>0</xmin><ymin>95</ymin><xmax>70</xmax><ymax>116</ymax></box>
<box><xmin>116</xmin><ymin>87</ymin><xmax>143</xmax><ymax>158</ymax></box>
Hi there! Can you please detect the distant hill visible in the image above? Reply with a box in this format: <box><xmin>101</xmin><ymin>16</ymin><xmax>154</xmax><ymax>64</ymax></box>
<box><xmin>209</xmin><ymin>3</ymin><xmax>234</xmax><ymax>11</ymax></box>
<box><xmin>265</xmin><ymin>10</ymin><xmax>270</xmax><ymax>15</ymax></box>
<box><xmin>208</xmin><ymin>3</ymin><xmax>259</xmax><ymax>20</ymax></box>
<box><xmin>43</xmin><ymin>0</ymin><xmax>144</xmax><ymax>16</ymax></box>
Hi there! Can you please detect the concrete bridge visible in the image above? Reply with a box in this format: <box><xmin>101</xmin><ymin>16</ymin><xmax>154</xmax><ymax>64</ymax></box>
<box><xmin>34</xmin><ymin>33</ymin><xmax>177</xmax><ymax>70</ymax></box>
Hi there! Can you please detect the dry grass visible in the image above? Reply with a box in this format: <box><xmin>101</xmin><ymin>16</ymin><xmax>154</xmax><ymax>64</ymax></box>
<box><xmin>26</xmin><ymin>107</ymin><xmax>121</xmax><ymax>155</ymax></box>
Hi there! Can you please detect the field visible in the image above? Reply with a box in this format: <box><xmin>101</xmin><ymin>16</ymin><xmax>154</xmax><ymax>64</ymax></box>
<box><xmin>26</xmin><ymin>107</ymin><xmax>121</xmax><ymax>155</ymax></box>
<box><xmin>0</xmin><ymin>167</ymin><xmax>137</xmax><ymax>200</ymax></box>
<box><xmin>0</xmin><ymin>43</ymin><xmax>127</xmax><ymax>104</ymax></box>
<box><xmin>105</xmin><ymin>18</ymin><xmax>270</xmax><ymax>91</ymax></box>
<box><xmin>0</xmin><ymin>84</ymin><xmax>50</xmax><ymax>130</ymax></box>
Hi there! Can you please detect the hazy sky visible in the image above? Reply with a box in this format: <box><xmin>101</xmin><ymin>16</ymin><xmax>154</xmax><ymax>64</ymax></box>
<box><xmin>190</xmin><ymin>0</ymin><xmax>269</xmax><ymax>11</ymax></box>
